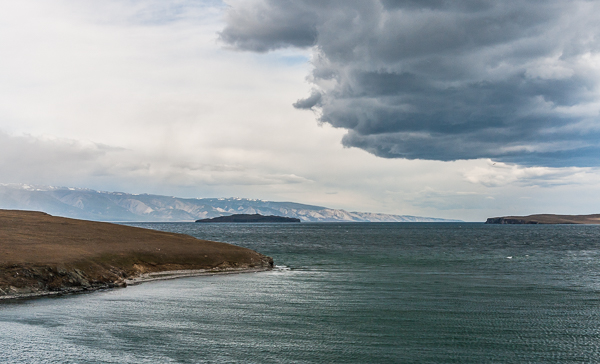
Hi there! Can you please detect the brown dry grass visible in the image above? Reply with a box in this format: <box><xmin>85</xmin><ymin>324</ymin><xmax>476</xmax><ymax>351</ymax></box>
<box><xmin>0</xmin><ymin>209</ymin><xmax>272</xmax><ymax>298</ymax></box>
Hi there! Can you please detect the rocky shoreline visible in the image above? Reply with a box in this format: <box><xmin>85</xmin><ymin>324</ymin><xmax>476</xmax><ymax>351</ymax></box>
<box><xmin>0</xmin><ymin>210</ymin><xmax>273</xmax><ymax>302</ymax></box>
<box><xmin>0</xmin><ymin>266</ymin><xmax>272</xmax><ymax>301</ymax></box>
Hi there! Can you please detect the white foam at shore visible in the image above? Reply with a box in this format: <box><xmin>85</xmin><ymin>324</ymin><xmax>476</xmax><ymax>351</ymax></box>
<box><xmin>0</xmin><ymin>266</ymin><xmax>272</xmax><ymax>301</ymax></box>
<box><xmin>125</xmin><ymin>266</ymin><xmax>272</xmax><ymax>285</ymax></box>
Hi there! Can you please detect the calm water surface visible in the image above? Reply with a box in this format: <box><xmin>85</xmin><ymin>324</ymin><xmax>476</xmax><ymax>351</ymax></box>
<box><xmin>2</xmin><ymin>223</ymin><xmax>600</xmax><ymax>363</ymax></box>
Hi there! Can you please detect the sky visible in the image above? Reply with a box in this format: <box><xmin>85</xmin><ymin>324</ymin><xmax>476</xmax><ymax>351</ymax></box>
<box><xmin>1</xmin><ymin>0</ymin><xmax>600</xmax><ymax>221</ymax></box>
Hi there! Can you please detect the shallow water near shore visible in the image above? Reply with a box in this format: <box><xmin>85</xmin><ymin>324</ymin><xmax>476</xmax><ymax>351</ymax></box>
<box><xmin>3</xmin><ymin>222</ymin><xmax>600</xmax><ymax>363</ymax></box>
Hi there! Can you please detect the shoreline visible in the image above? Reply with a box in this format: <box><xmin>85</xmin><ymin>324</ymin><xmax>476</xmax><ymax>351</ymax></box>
<box><xmin>0</xmin><ymin>266</ymin><xmax>272</xmax><ymax>302</ymax></box>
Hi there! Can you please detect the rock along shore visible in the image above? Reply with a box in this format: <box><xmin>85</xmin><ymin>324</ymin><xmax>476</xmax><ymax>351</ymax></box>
<box><xmin>0</xmin><ymin>210</ymin><xmax>273</xmax><ymax>301</ymax></box>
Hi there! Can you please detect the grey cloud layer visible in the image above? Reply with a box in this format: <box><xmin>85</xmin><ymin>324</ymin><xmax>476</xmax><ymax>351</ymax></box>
<box><xmin>221</xmin><ymin>0</ymin><xmax>600</xmax><ymax>166</ymax></box>
<box><xmin>0</xmin><ymin>132</ymin><xmax>123</xmax><ymax>185</ymax></box>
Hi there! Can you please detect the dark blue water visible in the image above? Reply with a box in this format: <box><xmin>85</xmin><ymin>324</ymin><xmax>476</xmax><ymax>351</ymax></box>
<box><xmin>2</xmin><ymin>223</ymin><xmax>600</xmax><ymax>363</ymax></box>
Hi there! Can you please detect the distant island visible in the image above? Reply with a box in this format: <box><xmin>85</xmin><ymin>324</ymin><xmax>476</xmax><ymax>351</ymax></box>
<box><xmin>486</xmin><ymin>214</ymin><xmax>600</xmax><ymax>224</ymax></box>
<box><xmin>0</xmin><ymin>209</ymin><xmax>273</xmax><ymax>301</ymax></box>
<box><xmin>196</xmin><ymin>213</ymin><xmax>301</xmax><ymax>223</ymax></box>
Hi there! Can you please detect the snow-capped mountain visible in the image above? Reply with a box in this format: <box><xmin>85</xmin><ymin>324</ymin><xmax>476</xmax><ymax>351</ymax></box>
<box><xmin>0</xmin><ymin>184</ymin><xmax>460</xmax><ymax>222</ymax></box>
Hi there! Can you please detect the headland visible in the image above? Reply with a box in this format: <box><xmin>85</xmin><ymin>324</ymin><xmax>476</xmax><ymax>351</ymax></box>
<box><xmin>0</xmin><ymin>210</ymin><xmax>273</xmax><ymax>301</ymax></box>
<box><xmin>485</xmin><ymin>214</ymin><xmax>600</xmax><ymax>224</ymax></box>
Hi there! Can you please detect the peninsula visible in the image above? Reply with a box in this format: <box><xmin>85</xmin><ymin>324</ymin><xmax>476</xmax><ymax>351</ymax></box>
<box><xmin>485</xmin><ymin>214</ymin><xmax>600</xmax><ymax>224</ymax></box>
<box><xmin>196</xmin><ymin>213</ymin><xmax>301</xmax><ymax>223</ymax></box>
<box><xmin>0</xmin><ymin>210</ymin><xmax>273</xmax><ymax>300</ymax></box>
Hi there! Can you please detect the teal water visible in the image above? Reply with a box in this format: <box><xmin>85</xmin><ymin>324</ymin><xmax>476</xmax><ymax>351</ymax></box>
<box><xmin>2</xmin><ymin>223</ymin><xmax>600</xmax><ymax>363</ymax></box>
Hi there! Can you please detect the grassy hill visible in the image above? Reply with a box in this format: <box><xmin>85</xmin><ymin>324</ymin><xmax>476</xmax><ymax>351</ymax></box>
<box><xmin>0</xmin><ymin>209</ymin><xmax>272</xmax><ymax>300</ymax></box>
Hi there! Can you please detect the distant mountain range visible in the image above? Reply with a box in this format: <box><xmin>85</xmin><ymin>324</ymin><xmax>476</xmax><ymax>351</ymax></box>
<box><xmin>0</xmin><ymin>184</ymin><xmax>461</xmax><ymax>223</ymax></box>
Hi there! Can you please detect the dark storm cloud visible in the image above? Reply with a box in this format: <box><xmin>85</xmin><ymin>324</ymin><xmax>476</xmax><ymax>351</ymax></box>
<box><xmin>220</xmin><ymin>0</ymin><xmax>600</xmax><ymax>166</ymax></box>
<box><xmin>293</xmin><ymin>90</ymin><xmax>322</xmax><ymax>109</ymax></box>
<box><xmin>219</xmin><ymin>0</ymin><xmax>319</xmax><ymax>52</ymax></box>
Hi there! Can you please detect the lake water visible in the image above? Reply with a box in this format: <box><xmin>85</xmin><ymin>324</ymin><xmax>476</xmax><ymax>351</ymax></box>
<box><xmin>2</xmin><ymin>222</ymin><xmax>600</xmax><ymax>363</ymax></box>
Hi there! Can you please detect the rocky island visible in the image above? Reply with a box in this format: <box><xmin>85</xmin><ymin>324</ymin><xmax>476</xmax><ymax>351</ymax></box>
<box><xmin>485</xmin><ymin>214</ymin><xmax>600</xmax><ymax>224</ymax></box>
<box><xmin>196</xmin><ymin>213</ymin><xmax>301</xmax><ymax>223</ymax></box>
<box><xmin>0</xmin><ymin>209</ymin><xmax>273</xmax><ymax>301</ymax></box>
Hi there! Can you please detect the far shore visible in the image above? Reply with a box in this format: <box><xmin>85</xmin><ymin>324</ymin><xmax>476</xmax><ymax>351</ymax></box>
<box><xmin>486</xmin><ymin>213</ymin><xmax>600</xmax><ymax>225</ymax></box>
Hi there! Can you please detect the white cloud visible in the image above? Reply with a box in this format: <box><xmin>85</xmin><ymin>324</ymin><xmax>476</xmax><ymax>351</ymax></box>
<box><xmin>462</xmin><ymin>160</ymin><xmax>599</xmax><ymax>188</ymax></box>
<box><xmin>1</xmin><ymin>0</ymin><xmax>600</xmax><ymax>222</ymax></box>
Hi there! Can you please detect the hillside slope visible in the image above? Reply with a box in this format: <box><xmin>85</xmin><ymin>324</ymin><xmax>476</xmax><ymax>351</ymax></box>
<box><xmin>0</xmin><ymin>209</ymin><xmax>272</xmax><ymax>300</ymax></box>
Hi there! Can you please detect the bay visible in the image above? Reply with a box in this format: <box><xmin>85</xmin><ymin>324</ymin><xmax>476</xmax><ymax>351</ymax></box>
<box><xmin>2</xmin><ymin>222</ymin><xmax>600</xmax><ymax>363</ymax></box>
